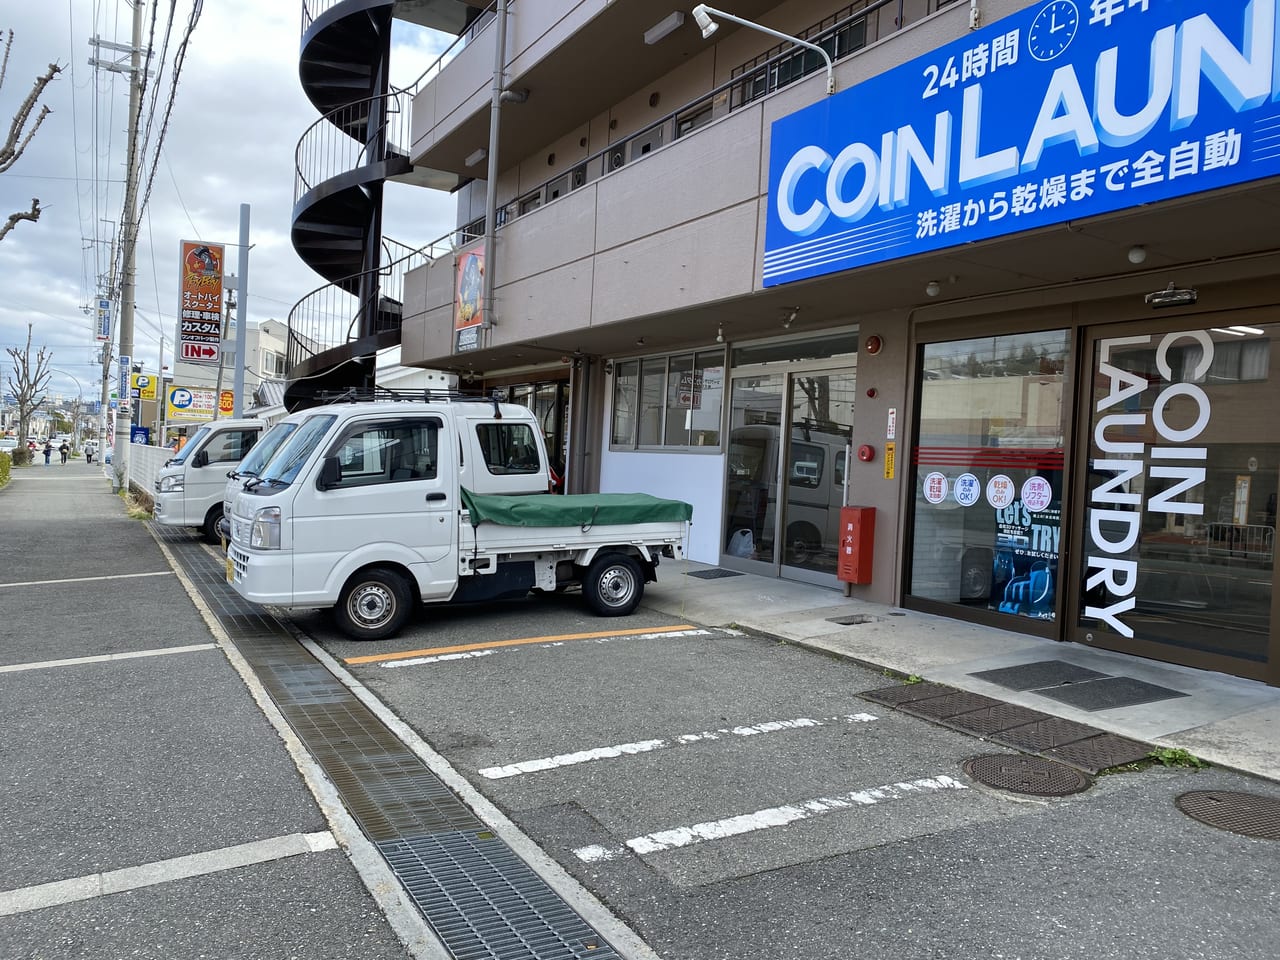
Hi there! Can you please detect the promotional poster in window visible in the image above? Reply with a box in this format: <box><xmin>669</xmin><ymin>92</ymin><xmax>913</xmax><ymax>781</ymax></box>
<box><xmin>990</xmin><ymin>497</ymin><xmax>1061</xmax><ymax>620</ymax></box>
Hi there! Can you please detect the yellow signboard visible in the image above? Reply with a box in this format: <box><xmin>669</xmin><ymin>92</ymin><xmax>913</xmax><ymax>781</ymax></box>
<box><xmin>883</xmin><ymin>441</ymin><xmax>896</xmax><ymax>480</ymax></box>
<box><xmin>131</xmin><ymin>373</ymin><xmax>157</xmax><ymax>401</ymax></box>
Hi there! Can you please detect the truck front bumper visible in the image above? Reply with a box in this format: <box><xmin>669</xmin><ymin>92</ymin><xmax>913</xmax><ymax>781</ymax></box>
<box><xmin>227</xmin><ymin>544</ymin><xmax>292</xmax><ymax>606</ymax></box>
<box><xmin>152</xmin><ymin>491</ymin><xmax>184</xmax><ymax>525</ymax></box>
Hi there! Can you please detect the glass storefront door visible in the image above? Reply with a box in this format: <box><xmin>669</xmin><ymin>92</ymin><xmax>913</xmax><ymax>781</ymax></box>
<box><xmin>721</xmin><ymin>366</ymin><xmax>855</xmax><ymax>586</ymax></box>
<box><xmin>1074</xmin><ymin>319</ymin><xmax>1279</xmax><ymax>681</ymax></box>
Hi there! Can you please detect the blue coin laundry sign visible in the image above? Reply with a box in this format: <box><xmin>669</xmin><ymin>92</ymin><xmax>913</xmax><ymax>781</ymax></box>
<box><xmin>763</xmin><ymin>0</ymin><xmax>1280</xmax><ymax>286</ymax></box>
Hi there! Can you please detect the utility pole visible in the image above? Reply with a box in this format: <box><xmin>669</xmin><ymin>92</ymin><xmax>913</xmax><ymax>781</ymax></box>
<box><xmin>91</xmin><ymin>0</ymin><xmax>144</xmax><ymax>488</ymax></box>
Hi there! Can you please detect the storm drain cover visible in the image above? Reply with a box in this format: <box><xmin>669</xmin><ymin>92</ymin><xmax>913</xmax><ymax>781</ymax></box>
<box><xmin>962</xmin><ymin>753</ymin><xmax>1091</xmax><ymax>796</ymax></box>
<box><xmin>686</xmin><ymin>568</ymin><xmax>744</xmax><ymax>580</ymax></box>
<box><xmin>827</xmin><ymin>614</ymin><xmax>883</xmax><ymax>625</ymax></box>
<box><xmin>1175</xmin><ymin>791</ymin><xmax>1280</xmax><ymax>840</ymax></box>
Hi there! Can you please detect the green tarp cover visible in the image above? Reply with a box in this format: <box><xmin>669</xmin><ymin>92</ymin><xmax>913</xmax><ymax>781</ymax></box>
<box><xmin>460</xmin><ymin>489</ymin><xmax>693</xmax><ymax>528</ymax></box>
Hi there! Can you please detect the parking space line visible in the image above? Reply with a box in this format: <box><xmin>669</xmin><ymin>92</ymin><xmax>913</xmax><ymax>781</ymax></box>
<box><xmin>0</xmin><ymin>643</ymin><xmax>218</xmax><ymax>674</ymax></box>
<box><xmin>0</xmin><ymin>831</ymin><xmax>337</xmax><ymax>917</ymax></box>
<box><xmin>574</xmin><ymin>776</ymin><xmax>968</xmax><ymax>862</ymax></box>
<box><xmin>0</xmin><ymin>571</ymin><xmax>174</xmax><ymax>588</ymax></box>
<box><xmin>345</xmin><ymin>623</ymin><xmax>699</xmax><ymax>664</ymax></box>
<box><xmin>478</xmin><ymin>713</ymin><xmax>880</xmax><ymax>780</ymax></box>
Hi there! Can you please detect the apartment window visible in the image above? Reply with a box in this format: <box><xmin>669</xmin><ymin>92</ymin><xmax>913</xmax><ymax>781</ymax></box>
<box><xmin>261</xmin><ymin>350</ymin><xmax>286</xmax><ymax>378</ymax></box>
<box><xmin>611</xmin><ymin>350</ymin><xmax>724</xmax><ymax>450</ymax></box>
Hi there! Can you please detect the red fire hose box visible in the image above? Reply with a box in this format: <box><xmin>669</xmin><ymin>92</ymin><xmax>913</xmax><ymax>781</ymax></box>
<box><xmin>837</xmin><ymin>506</ymin><xmax>875</xmax><ymax>584</ymax></box>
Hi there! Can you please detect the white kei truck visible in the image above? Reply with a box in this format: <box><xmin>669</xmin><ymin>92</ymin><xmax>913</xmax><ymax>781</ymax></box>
<box><xmin>154</xmin><ymin>418</ymin><xmax>266</xmax><ymax>543</ymax></box>
<box><xmin>225</xmin><ymin>398</ymin><xmax>692</xmax><ymax>640</ymax></box>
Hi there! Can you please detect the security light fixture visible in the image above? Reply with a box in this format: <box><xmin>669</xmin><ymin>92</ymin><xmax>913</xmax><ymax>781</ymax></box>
<box><xmin>691</xmin><ymin>5</ymin><xmax>835</xmax><ymax>94</ymax></box>
<box><xmin>1127</xmin><ymin>245</ymin><xmax>1147</xmax><ymax>264</ymax></box>
<box><xmin>716</xmin><ymin>323</ymin><xmax>724</xmax><ymax>343</ymax></box>
<box><xmin>645</xmin><ymin>11</ymin><xmax>685</xmax><ymax>45</ymax></box>
<box><xmin>1145</xmin><ymin>282</ymin><xmax>1198</xmax><ymax>308</ymax></box>
<box><xmin>465</xmin><ymin>148</ymin><xmax>488</xmax><ymax>167</ymax></box>
<box><xmin>925</xmin><ymin>280</ymin><xmax>941</xmax><ymax>297</ymax></box>
<box><xmin>781</xmin><ymin>308</ymin><xmax>799</xmax><ymax>329</ymax></box>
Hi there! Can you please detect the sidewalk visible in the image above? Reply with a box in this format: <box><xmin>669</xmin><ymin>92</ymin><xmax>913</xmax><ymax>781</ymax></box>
<box><xmin>0</xmin><ymin>461</ymin><xmax>421</xmax><ymax>958</ymax></box>
<box><xmin>645</xmin><ymin>559</ymin><xmax>1280</xmax><ymax>783</ymax></box>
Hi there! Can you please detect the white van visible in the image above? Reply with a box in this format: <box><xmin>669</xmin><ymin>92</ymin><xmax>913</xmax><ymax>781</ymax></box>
<box><xmin>153</xmin><ymin>418</ymin><xmax>265</xmax><ymax>542</ymax></box>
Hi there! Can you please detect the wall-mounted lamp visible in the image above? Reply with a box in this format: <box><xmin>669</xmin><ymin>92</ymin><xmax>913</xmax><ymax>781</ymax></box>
<box><xmin>644</xmin><ymin>11</ymin><xmax>685</xmax><ymax>44</ymax></box>
<box><xmin>636</xmin><ymin>336</ymin><xmax>646</xmax><ymax>347</ymax></box>
<box><xmin>604</xmin><ymin>360</ymin><xmax>615</xmax><ymax>375</ymax></box>
<box><xmin>925</xmin><ymin>280</ymin><xmax>941</xmax><ymax>297</ymax></box>
<box><xmin>715</xmin><ymin>323</ymin><xmax>724</xmax><ymax>344</ymax></box>
<box><xmin>465</xmin><ymin>148</ymin><xmax>488</xmax><ymax>167</ymax></box>
<box><xmin>1128</xmin><ymin>245</ymin><xmax>1147</xmax><ymax>265</ymax></box>
<box><xmin>691</xmin><ymin>4</ymin><xmax>835</xmax><ymax>94</ymax></box>
<box><xmin>1145</xmin><ymin>282</ymin><xmax>1198</xmax><ymax>308</ymax></box>
<box><xmin>781</xmin><ymin>308</ymin><xmax>799</xmax><ymax>329</ymax></box>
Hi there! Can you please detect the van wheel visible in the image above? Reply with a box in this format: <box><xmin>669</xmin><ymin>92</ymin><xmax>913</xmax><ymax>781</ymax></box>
<box><xmin>583</xmin><ymin>553</ymin><xmax>644</xmax><ymax>617</ymax></box>
<box><xmin>336</xmin><ymin>567</ymin><xmax>412</xmax><ymax>641</ymax></box>
<box><xmin>203</xmin><ymin>506</ymin><xmax>223</xmax><ymax>544</ymax></box>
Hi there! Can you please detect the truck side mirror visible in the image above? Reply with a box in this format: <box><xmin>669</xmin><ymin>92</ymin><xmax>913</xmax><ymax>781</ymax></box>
<box><xmin>192</xmin><ymin>449</ymin><xmax>209</xmax><ymax>468</ymax></box>
<box><xmin>317</xmin><ymin>455</ymin><xmax>341</xmax><ymax>490</ymax></box>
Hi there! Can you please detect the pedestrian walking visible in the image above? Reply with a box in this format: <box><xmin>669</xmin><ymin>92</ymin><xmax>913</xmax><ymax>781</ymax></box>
<box><xmin>43</xmin><ymin>442</ymin><xmax>52</xmax><ymax>466</ymax></box>
<box><xmin>59</xmin><ymin>441</ymin><xmax>70</xmax><ymax>465</ymax></box>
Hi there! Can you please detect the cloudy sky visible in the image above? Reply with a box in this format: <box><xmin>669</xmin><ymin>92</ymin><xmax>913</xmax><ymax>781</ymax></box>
<box><xmin>1</xmin><ymin>0</ymin><xmax>456</xmax><ymax>403</ymax></box>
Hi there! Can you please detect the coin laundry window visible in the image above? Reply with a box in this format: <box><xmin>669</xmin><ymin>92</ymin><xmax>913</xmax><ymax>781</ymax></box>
<box><xmin>610</xmin><ymin>350</ymin><xmax>725</xmax><ymax>450</ymax></box>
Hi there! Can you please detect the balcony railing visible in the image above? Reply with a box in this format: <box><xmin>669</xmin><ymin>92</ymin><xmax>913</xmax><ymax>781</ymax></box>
<box><xmin>483</xmin><ymin>0</ymin><xmax>955</xmax><ymax>237</ymax></box>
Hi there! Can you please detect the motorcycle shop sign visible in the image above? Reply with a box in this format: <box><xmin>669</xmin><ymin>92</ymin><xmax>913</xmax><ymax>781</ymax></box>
<box><xmin>1085</xmin><ymin>330</ymin><xmax>1212</xmax><ymax>638</ymax></box>
<box><xmin>764</xmin><ymin>0</ymin><xmax>1280</xmax><ymax>285</ymax></box>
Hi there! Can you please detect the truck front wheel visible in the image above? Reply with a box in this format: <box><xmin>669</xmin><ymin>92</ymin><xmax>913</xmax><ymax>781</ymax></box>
<box><xmin>335</xmin><ymin>567</ymin><xmax>412</xmax><ymax>640</ymax></box>
<box><xmin>583</xmin><ymin>553</ymin><xmax>644</xmax><ymax>617</ymax></box>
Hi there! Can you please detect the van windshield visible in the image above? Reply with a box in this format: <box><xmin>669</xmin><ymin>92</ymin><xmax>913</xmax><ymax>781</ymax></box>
<box><xmin>234</xmin><ymin>420</ymin><xmax>301</xmax><ymax>478</ymax></box>
<box><xmin>169</xmin><ymin>425</ymin><xmax>211</xmax><ymax>465</ymax></box>
<box><xmin>256</xmin><ymin>415</ymin><xmax>336</xmax><ymax>485</ymax></box>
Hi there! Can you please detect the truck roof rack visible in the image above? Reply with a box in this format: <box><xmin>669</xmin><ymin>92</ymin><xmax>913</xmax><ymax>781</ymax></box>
<box><xmin>309</xmin><ymin>386</ymin><xmax>503</xmax><ymax>406</ymax></box>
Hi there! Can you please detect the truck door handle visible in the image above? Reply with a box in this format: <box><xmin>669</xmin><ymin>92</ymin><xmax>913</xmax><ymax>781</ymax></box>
<box><xmin>425</xmin><ymin>492</ymin><xmax>446</xmax><ymax>502</ymax></box>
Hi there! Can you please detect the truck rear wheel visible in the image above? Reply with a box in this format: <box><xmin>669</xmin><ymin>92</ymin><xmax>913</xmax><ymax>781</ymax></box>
<box><xmin>583</xmin><ymin>553</ymin><xmax>644</xmax><ymax>617</ymax></box>
<box><xmin>335</xmin><ymin>567</ymin><xmax>412</xmax><ymax>640</ymax></box>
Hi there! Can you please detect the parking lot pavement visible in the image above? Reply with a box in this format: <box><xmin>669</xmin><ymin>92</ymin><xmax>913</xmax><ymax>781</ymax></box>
<box><xmin>0</xmin><ymin>466</ymin><xmax>421</xmax><ymax>959</ymax></box>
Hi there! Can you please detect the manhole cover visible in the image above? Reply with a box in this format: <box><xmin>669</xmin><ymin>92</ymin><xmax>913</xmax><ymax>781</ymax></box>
<box><xmin>962</xmin><ymin>754</ymin><xmax>1091</xmax><ymax>797</ymax></box>
<box><xmin>1175</xmin><ymin>791</ymin><xmax>1280</xmax><ymax>840</ymax></box>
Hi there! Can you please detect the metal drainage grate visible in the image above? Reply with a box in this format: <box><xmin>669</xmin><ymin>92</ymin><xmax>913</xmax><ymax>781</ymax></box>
<box><xmin>686</xmin><ymin>568</ymin><xmax>744</xmax><ymax>580</ymax></box>
<box><xmin>962</xmin><ymin>753</ymin><xmax>1092</xmax><ymax>797</ymax></box>
<box><xmin>380</xmin><ymin>831</ymin><xmax>622</xmax><ymax>960</ymax></box>
<box><xmin>1175</xmin><ymin>791</ymin><xmax>1280</xmax><ymax>840</ymax></box>
<box><xmin>826</xmin><ymin>614</ymin><xmax>882</xmax><ymax>625</ymax></box>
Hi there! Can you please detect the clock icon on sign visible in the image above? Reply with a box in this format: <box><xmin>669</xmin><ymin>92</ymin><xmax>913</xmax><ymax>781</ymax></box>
<box><xmin>1027</xmin><ymin>0</ymin><xmax>1079</xmax><ymax>62</ymax></box>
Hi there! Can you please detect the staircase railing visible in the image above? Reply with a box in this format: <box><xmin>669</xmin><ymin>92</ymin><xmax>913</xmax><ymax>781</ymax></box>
<box><xmin>287</xmin><ymin>232</ymin><xmax>460</xmax><ymax>372</ymax></box>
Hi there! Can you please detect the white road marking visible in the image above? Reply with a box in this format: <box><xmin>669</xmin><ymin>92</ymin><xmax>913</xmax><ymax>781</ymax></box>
<box><xmin>0</xmin><ymin>643</ymin><xmax>218</xmax><ymax>674</ymax></box>
<box><xmin>0</xmin><ymin>831</ymin><xmax>337</xmax><ymax>917</ymax></box>
<box><xmin>478</xmin><ymin>713</ymin><xmax>879</xmax><ymax>780</ymax></box>
<box><xmin>0</xmin><ymin>570</ymin><xmax>173</xmax><ymax>588</ymax></box>
<box><xmin>573</xmin><ymin>775</ymin><xmax>968</xmax><ymax>862</ymax></box>
<box><xmin>384</xmin><ymin>649</ymin><xmax>497</xmax><ymax>669</ymax></box>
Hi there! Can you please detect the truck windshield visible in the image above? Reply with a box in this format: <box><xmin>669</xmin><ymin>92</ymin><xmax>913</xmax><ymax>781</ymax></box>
<box><xmin>233</xmin><ymin>420</ymin><xmax>301</xmax><ymax>478</ymax></box>
<box><xmin>256</xmin><ymin>415</ymin><xmax>336</xmax><ymax>485</ymax></box>
<box><xmin>169</xmin><ymin>425</ymin><xmax>211</xmax><ymax>465</ymax></box>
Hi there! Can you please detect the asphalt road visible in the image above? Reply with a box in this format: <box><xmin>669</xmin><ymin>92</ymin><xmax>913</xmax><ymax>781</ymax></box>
<box><xmin>304</xmin><ymin>595</ymin><xmax>1280</xmax><ymax>960</ymax></box>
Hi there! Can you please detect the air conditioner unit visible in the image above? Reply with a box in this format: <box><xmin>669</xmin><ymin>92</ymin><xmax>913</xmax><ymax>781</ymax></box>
<box><xmin>570</xmin><ymin>165</ymin><xmax>587</xmax><ymax>188</ymax></box>
<box><xmin>608</xmin><ymin>150</ymin><xmax>626</xmax><ymax>170</ymax></box>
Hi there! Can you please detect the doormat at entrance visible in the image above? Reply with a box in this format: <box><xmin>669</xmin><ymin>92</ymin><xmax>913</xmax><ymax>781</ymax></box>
<box><xmin>970</xmin><ymin>659</ymin><xmax>1111</xmax><ymax>691</ymax></box>
<box><xmin>686</xmin><ymin>568</ymin><xmax>745</xmax><ymax>580</ymax></box>
<box><xmin>1032</xmin><ymin>676</ymin><xmax>1190</xmax><ymax>712</ymax></box>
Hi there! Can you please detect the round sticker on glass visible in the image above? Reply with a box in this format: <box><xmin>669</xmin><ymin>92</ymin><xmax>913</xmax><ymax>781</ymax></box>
<box><xmin>923</xmin><ymin>471</ymin><xmax>949</xmax><ymax>504</ymax></box>
<box><xmin>953</xmin><ymin>472</ymin><xmax>981</xmax><ymax>507</ymax></box>
<box><xmin>986</xmin><ymin>474</ymin><xmax>1015</xmax><ymax>509</ymax></box>
<box><xmin>1021</xmin><ymin>475</ymin><xmax>1053</xmax><ymax>512</ymax></box>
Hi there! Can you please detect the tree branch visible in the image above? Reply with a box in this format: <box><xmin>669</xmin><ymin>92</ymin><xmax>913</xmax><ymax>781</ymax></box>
<box><xmin>0</xmin><ymin>197</ymin><xmax>40</xmax><ymax>242</ymax></box>
<box><xmin>1</xmin><ymin>54</ymin><xmax>62</xmax><ymax>173</ymax></box>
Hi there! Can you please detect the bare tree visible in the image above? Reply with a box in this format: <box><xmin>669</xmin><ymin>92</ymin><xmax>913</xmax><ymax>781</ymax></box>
<box><xmin>5</xmin><ymin>323</ymin><xmax>51</xmax><ymax>444</ymax></box>
<box><xmin>0</xmin><ymin>29</ymin><xmax>63</xmax><ymax>242</ymax></box>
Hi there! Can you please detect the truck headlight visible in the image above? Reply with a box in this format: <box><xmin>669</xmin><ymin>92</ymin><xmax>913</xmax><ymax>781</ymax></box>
<box><xmin>250</xmin><ymin>506</ymin><xmax>281</xmax><ymax>549</ymax></box>
<box><xmin>159</xmin><ymin>475</ymin><xmax>184</xmax><ymax>493</ymax></box>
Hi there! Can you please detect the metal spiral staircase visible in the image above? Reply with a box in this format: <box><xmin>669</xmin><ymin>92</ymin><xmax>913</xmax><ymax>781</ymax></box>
<box><xmin>288</xmin><ymin>0</ymin><xmax>477</xmax><ymax>410</ymax></box>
